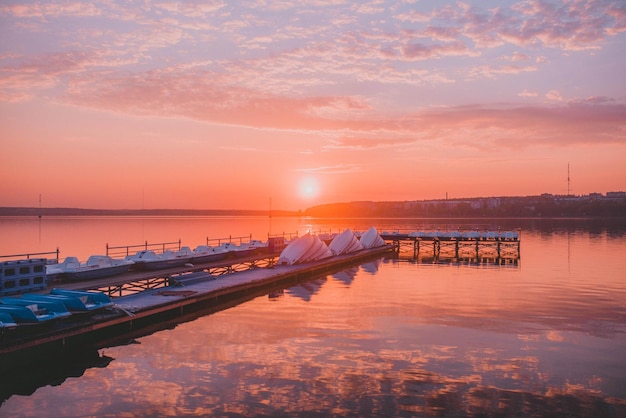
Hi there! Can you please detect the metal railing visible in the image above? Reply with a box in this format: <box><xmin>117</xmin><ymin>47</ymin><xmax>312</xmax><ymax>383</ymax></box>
<box><xmin>106</xmin><ymin>240</ymin><xmax>182</xmax><ymax>258</ymax></box>
<box><xmin>0</xmin><ymin>249</ymin><xmax>60</xmax><ymax>263</ymax></box>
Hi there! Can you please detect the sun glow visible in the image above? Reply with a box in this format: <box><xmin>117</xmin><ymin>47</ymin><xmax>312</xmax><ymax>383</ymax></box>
<box><xmin>298</xmin><ymin>177</ymin><xmax>320</xmax><ymax>200</ymax></box>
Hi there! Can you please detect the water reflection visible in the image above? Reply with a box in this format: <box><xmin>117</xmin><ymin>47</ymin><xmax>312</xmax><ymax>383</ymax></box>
<box><xmin>332</xmin><ymin>266</ymin><xmax>359</xmax><ymax>286</ymax></box>
<box><xmin>286</xmin><ymin>278</ymin><xmax>327</xmax><ymax>301</ymax></box>
<box><xmin>1</xmin><ymin>224</ymin><xmax>625</xmax><ymax>417</ymax></box>
<box><xmin>0</xmin><ymin>350</ymin><xmax>113</xmax><ymax>404</ymax></box>
<box><xmin>361</xmin><ymin>258</ymin><xmax>382</xmax><ymax>274</ymax></box>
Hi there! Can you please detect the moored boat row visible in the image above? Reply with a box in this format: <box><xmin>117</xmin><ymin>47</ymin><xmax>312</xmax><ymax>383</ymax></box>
<box><xmin>46</xmin><ymin>255</ymin><xmax>135</xmax><ymax>281</ymax></box>
<box><xmin>278</xmin><ymin>227</ymin><xmax>387</xmax><ymax>265</ymax></box>
<box><xmin>0</xmin><ymin>289</ymin><xmax>113</xmax><ymax>328</ymax></box>
<box><xmin>3</xmin><ymin>229</ymin><xmax>388</xmax><ymax>294</ymax></box>
<box><xmin>45</xmin><ymin>239</ymin><xmax>270</xmax><ymax>280</ymax></box>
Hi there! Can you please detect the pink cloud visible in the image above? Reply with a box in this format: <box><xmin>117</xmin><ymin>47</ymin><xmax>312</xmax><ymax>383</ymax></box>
<box><xmin>59</xmin><ymin>64</ymin><xmax>625</xmax><ymax>150</ymax></box>
<box><xmin>469</xmin><ymin>64</ymin><xmax>538</xmax><ymax>78</ymax></box>
<box><xmin>323</xmin><ymin>137</ymin><xmax>417</xmax><ymax>150</ymax></box>
<box><xmin>518</xmin><ymin>89</ymin><xmax>539</xmax><ymax>98</ymax></box>
<box><xmin>295</xmin><ymin>164</ymin><xmax>362</xmax><ymax>174</ymax></box>
<box><xmin>395</xmin><ymin>10</ymin><xmax>430</xmax><ymax>23</ymax></box>
<box><xmin>415</xmin><ymin>103</ymin><xmax>626</xmax><ymax>148</ymax></box>
<box><xmin>510</xmin><ymin>52</ymin><xmax>530</xmax><ymax>61</ymax></box>
<box><xmin>545</xmin><ymin>90</ymin><xmax>564</xmax><ymax>102</ymax></box>
<box><xmin>0</xmin><ymin>2</ymin><xmax>102</xmax><ymax>18</ymax></box>
<box><xmin>402</xmin><ymin>41</ymin><xmax>474</xmax><ymax>60</ymax></box>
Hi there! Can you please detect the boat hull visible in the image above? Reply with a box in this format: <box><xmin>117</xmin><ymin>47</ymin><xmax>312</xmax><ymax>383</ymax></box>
<box><xmin>132</xmin><ymin>258</ymin><xmax>192</xmax><ymax>271</ymax></box>
<box><xmin>60</xmin><ymin>264</ymin><xmax>133</xmax><ymax>281</ymax></box>
<box><xmin>191</xmin><ymin>252</ymin><xmax>228</xmax><ymax>264</ymax></box>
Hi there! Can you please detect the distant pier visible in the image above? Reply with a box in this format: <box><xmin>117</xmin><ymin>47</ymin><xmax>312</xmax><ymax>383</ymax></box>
<box><xmin>380</xmin><ymin>230</ymin><xmax>520</xmax><ymax>265</ymax></box>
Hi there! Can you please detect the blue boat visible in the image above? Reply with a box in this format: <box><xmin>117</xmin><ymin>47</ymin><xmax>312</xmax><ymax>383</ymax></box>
<box><xmin>49</xmin><ymin>289</ymin><xmax>114</xmax><ymax>310</ymax></box>
<box><xmin>0</xmin><ymin>303</ymin><xmax>68</xmax><ymax>323</ymax></box>
<box><xmin>0</xmin><ymin>297</ymin><xmax>71</xmax><ymax>322</ymax></box>
<box><xmin>20</xmin><ymin>292</ymin><xmax>112</xmax><ymax>312</ymax></box>
<box><xmin>0</xmin><ymin>311</ymin><xmax>18</xmax><ymax>328</ymax></box>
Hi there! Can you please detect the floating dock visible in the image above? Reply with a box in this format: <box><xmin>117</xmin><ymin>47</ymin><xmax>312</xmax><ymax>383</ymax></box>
<box><xmin>0</xmin><ymin>246</ymin><xmax>392</xmax><ymax>371</ymax></box>
<box><xmin>0</xmin><ymin>228</ymin><xmax>520</xmax><ymax>370</ymax></box>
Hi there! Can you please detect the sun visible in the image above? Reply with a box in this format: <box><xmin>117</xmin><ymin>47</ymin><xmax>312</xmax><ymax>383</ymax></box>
<box><xmin>298</xmin><ymin>177</ymin><xmax>320</xmax><ymax>200</ymax></box>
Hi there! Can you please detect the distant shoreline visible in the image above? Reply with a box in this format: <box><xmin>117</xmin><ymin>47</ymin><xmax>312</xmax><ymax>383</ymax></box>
<box><xmin>0</xmin><ymin>207</ymin><xmax>298</xmax><ymax>217</ymax></box>
<box><xmin>2</xmin><ymin>193</ymin><xmax>625</xmax><ymax>218</ymax></box>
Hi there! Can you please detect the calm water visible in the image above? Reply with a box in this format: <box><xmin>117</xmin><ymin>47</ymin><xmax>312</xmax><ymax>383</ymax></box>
<box><xmin>1</xmin><ymin>216</ymin><xmax>625</xmax><ymax>417</ymax></box>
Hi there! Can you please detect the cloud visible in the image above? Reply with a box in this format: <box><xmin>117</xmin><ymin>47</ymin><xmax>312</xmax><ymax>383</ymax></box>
<box><xmin>294</xmin><ymin>164</ymin><xmax>363</xmax><ymax>174</ymax></box>
<box><xmin>469</xmin><ymin>64</ymin><xmax>538</xmax><ymax>78</ymax></box>
<box><xmin>0</xmin><ymin>2</ymin><xmax>102</xmax><ymax>18</ymax></box>
<box><xmin>323</xmin><ymin>137</ymin><xmax>417</xmax><ymax>150</ymax></box>
<box><xmin>2</xmin><ymin>0</ymin><xmax>624</xmax><ymax>153</ymax></box>
<box><xmin>402</xmin><ymin>41</ymin><xmax>476</xmax><ymax>60</ymax></box>
<box><xmin>510</xmin><ymin>52</ymin><xmax>530</xmax><ymax>62</ymax></box>
<box><xmin>71</xmin><ymin>68</ymin><xmax>626</xmax><ymax>153</ymax></box>
<box><xmin>154</xmin><ymin>0</ymin><xmax>226</xmax><ymax>17</ymax></box>
<box><xmin>415</xmin><ymin>102</ymin><xmax>626</xmax><ymax>148</ymax></box>
<box><xmin>545</xmin><ymin>90</ymin><xmax>564</xmax><ymax>102</ymax></box>
<box><xmin>518</xmin><ymin>89</ymin><xmax>539</xmax><ymax>98</ymax></box>
<box><xmin>219</xmin><ymin>145</ymin><xmax>258</xmax><ymax>152</ymax></box>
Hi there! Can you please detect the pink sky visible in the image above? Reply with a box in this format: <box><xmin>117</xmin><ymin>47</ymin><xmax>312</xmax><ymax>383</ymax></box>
<box><xmin>1</xmin><ymin>0</ymin><xmax>625</xmax><ymax>211</ymax></box>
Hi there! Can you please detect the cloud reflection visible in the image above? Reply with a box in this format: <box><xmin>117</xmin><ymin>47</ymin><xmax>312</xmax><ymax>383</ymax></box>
<box><xmin>1</xmin><ymin>245</ymin><xmax>624</xmax><ymax>417</ymax></box>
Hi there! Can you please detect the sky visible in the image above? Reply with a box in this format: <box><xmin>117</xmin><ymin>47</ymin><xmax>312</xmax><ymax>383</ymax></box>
<box><xmin>1</xmin><ymin>0</ymin><xmax>625</xmax><ymax>211</ymax></box>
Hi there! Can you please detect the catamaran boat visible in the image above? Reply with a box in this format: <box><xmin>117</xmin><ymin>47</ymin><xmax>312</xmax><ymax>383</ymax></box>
<box><xmin>45</xmin><ymin>255</ymin><xmax>134</xmax><ymax>281</ymax></box>
<box><xmin>126</xmin><ymin>248</ymin><xmax>192</xmax><ymax>271</ymax></box>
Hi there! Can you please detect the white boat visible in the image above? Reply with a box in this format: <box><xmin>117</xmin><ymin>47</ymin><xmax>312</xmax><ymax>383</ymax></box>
<box><xmin>213</xmin><ymin>242</ymin><xmax>257</xmax><ymax>258</ymax></box>
<box><xmin>278</xmin><ymin>234</ymin><xmax>315</xmax><ymax>265</ymax></box>
<box><xmin>46</xmin><ymin>255</ymin><xmax>134</xmax><ymax>281</ymax></box>
<box><xmin>247</xmin><ymin>239</ymin><xmax>268</xmax><ymax>252</ymax></box>
<box><xmin>359</xmin><ymin>227</ymin><xmax>386</xmax><ymax>249</ymax></box>
<box><xmin>190</xmin><ymin>245</ymin><xmax>229</xmax><ymax>264</ymax></box>
<box><xmin>126</xmin><ymin>249</ymin><xmax>192</xmax><ymax>271</ymax></box>
<box><xmin>278</xmin><ymin>234</ymin><xmax>333</xmax><ymax>265</ymax></box>
<box><xmin>329</xmin><ymin>229</ymin><xmax>363</xmax><ymax>255</ymax></box>
<box><xmin>227</xmin><ymin>240</ymin><xmax>268</xmax><ymax>257</ymax></box>
<box><xmin>299</xmin><ymin>235</ymin><xmax>333</xmax><ymax>262</ymax></box>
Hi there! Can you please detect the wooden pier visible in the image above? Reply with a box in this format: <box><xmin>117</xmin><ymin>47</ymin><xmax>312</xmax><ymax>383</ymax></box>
<box><xmin>380</xmin><ymin>230</ymin><xmax>520</xmax><ymax>265</ymax></box>
<box><xmin>0</xmin><ymin>246</ymin><xmax>392</xmax><ymax>371</ymax></box>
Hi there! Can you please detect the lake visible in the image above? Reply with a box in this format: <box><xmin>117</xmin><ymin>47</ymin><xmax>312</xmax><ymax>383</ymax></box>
<box><xmin>1</xmin><ymin>216</ymin><xmax>625</xmax><ymax>417</ymax></box>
